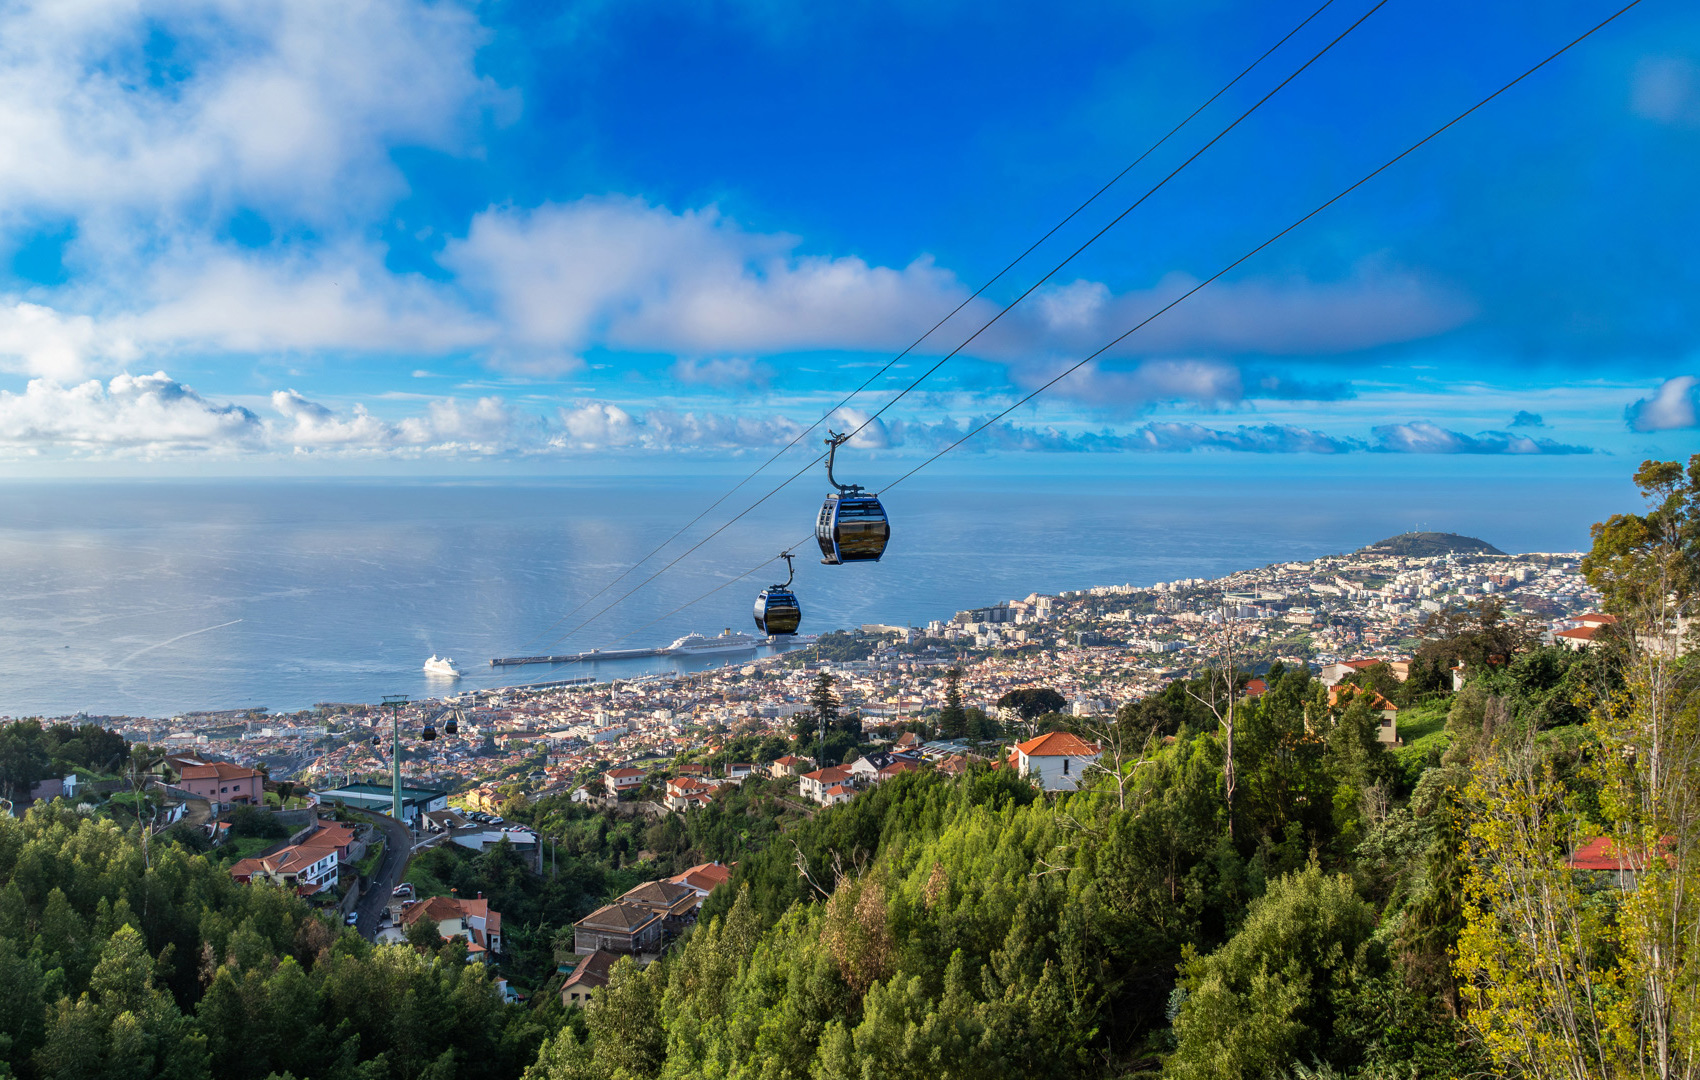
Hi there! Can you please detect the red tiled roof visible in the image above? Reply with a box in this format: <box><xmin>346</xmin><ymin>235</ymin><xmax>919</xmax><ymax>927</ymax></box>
<box><xmin>1243</xmin><ymin>678</ymin><xmax>1268</xmax><ymax>698</ymax></box>
<box><xmin>1328</xmin><ymin>685</ymin><xmax>1397</xmax><ymax>711</ymax></box>
<box><xmin>668</xmin><ymin>862</ymin><xmax>732</xmax><ymax>894</ymax></box>
<box><xmin>801</xmin><ymin>765</ymin><xmax>853</xmax><ymax>783</ymax></box>
<box><xmin>400</xmin><ymin>894</ymin><xmax>498</xmax><ymax>932</ymax></box>
<box><xmin>1556</xmin><ymin>626</ymin><xmax>1600</xmax><ymax>640</ymax></box>
<box><xmin>1567</xmin><ymin>835</ymin><xmax>1672</xmax><ymax>872</ymax></box>
<box><xmin>1013</xmin><ymin>731</ymin><xmax>1101</xmax><ymax>758</ymax></box>
<box><xmin>181</xmin><ymin>762</ymin><xmax>263</xmax><ymax>782</ymax></box>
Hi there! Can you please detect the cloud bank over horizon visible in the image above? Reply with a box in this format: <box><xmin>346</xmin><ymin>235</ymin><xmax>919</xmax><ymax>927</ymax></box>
<box><xmin>0</xmin><ymin>371</ymin><xmax>1607</xmax><ymax>461</ymax></box>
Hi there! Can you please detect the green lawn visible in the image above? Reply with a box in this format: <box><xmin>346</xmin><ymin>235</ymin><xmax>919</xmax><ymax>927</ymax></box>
<box><xmin>1392</xmin><ymin>699</ymin><xmax>1452</xmax><ymax>785</ymax></box>
<box><xmin>1396</xmin><ymin>700</ymin><xmax>1449</xmax><ymax>743</ymax></box>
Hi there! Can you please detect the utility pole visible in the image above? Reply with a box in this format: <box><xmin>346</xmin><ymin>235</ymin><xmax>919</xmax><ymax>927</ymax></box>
<box><xmin>382</xmin><ymin>695</ymin><xmax>409</xmax><ymax>822</ymax></box>
<box><xmin>1220</xmin><ymin>597</ymin><xmax>1237</xmax><ymax>843</ymax></box>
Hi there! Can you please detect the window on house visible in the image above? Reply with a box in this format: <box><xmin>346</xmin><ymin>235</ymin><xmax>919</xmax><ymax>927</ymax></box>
<box><xmin>1063</xmin><ymin>759</ymin><xmax>1070</xmax><ymax>775</ymax></box>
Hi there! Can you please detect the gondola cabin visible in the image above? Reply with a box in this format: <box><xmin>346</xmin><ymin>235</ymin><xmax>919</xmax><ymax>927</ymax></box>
<box><xmin>754</xmin><ymin>586</ymin><xmax>802</xmax><ymax>635</ymax></box>
<box><xmin>421</xmin><ymin>725</ymin><xmax>437</xmax><ymax>742</ymax></box>
<box><xmin>816</xmin><ymin>493</ymin><xmax>890</xmax><ymax>564</ymax></box>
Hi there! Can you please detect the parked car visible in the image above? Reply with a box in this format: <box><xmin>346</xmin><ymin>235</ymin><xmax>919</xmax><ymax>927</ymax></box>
<box><xmin>344</xmin><ymin>912</ymin><xmax>359</xmax><ymax>925</ymax></box>
<box><xmin>392</xmin><ymin>883</ymin><xmax>414</xmax><ymax>897</ymax></box>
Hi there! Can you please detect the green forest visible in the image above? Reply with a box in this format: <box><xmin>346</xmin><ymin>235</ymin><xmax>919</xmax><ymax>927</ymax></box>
<box><xmin>0</xmin><ymin>455</ymin><xmax>1695</xmax><ymax>1079</ymax></box>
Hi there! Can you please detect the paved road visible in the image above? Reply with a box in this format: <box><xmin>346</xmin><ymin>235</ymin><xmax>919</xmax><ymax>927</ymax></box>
<box><xmin>350</xmin><ymin>809</ymin><xmax>415</xmax><ymax>938</ymax></box>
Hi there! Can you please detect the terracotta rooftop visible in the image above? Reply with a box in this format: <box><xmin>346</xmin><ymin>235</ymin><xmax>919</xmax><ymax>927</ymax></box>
<box><xmin>667</xmin><ymin>862</ymin><xmax>732</xmax><ymax>894</ymax></box>
<box><xmin>1013</xmin><ymin>731</ymin><xmax>1101</xmax><ymax>758</ymax></box>
<box><xmin>181</xmin><ymin>762</ymin><xmax>263</xmax><ymax>782</ymax></box>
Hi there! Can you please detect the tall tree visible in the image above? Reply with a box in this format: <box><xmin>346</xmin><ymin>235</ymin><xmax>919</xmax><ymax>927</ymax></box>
<box><xmin>809</xmin><ymin>672</ymin><xmax>840</xmax><ymax>735</ymax></box>
<box><xmin>1458</xmin><ymin>456</ymin><xmax>1700</xmax><ymax>1079</ymax></box>
<box><xmin>938</xmin><ymin>667</ymin><xmax>966</xmax><ymax>739</ymax></box>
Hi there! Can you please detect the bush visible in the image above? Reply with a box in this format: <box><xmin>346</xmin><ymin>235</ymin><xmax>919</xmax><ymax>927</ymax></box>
<box><xmin>227</xmin><ymin>805</ymin><xmax>288</xmax><ymax>839</ymax></box>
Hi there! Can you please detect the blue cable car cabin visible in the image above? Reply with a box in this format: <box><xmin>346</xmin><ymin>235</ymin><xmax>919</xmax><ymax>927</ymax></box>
<box><xmin>816</xmin><ymin>493</ymin><xmax>890</xmax><ymax>564</ymax></box>
<box><xmin>754</xmin><ymin>551</ymin><xmax>803</xmax><ymax>635</ymax></box>
<box><xmin>753</xmin><ymin>586</ymin><xmax>802</xmax><ymax>635</ymax></box>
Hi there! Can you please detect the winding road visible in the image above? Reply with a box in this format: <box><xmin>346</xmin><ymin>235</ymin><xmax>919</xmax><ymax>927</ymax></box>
<box><xmin>349</xmin><ymin>808</ymin><xmax>415</xmax><ymax>938</ymax></box>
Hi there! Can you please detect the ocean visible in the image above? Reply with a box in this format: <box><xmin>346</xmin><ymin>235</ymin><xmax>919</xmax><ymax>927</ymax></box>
<box><xmin>0</xmin><ymin>457</ymin><xmax>1636</xmax><ymax>718</ymax></box>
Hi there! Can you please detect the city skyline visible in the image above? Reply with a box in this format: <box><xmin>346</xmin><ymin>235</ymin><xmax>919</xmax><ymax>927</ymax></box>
<box><xmin>0</xmin><ymin>0</ymin><xmax>1696</xmax><ymax>470</ymax></box>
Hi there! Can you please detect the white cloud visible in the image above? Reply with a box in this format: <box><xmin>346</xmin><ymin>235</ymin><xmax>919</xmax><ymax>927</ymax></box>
<box><xmin>443</xmin><ymin>201</ymin><xmax>1471</xmax><ymax>389</ymax></box>
<box><xmin>121</xmin><ymin>243</ymin><xmax>494</xmax><ymax>355</ymax></box>
<box><xmin>0</xmin><ymin>0</ymin><xmax>501</xmax><ymax>228</ymax></box>
<box><xmin>0</xmin><ymin>301</ymin><xmax>138</xmax><ymax>381</ymax></box>
<box><xmin>672</xmin><ymin>356</ymin><xmax>773</xmax><ymax>388</ymax></box>
<box><xmin>1625</xmin><ymin>375</ymin><xmax>1699</xmax><ymax>432</ymax></box>
<box><xmin>0</xmin><ymin>372</ymin><xmax>261</xmax><ymax>451</ymax></box>
<box><xmin>1371</xmin><ymin>420</ymin><xmax>1591</xmax><ymax>454</ymax></box>
<box><xmin>1036</xmin><ymin>358</ymin><xmax>1246</xmax><ymax>408</ymax></box>
<box><xmin>444</xmin><ymin>198</ymin><xmax>971</xmax><ymax>363</ymax></box>
<box><xmin>549</xmin><ymin>402</ymin><xmax>806</xmax><ymax>452</ymax></box>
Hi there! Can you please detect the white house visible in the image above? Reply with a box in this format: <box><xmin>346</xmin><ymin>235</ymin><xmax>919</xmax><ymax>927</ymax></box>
<box><xmin>1009</xmin><ymin>732</ymin><xmax>1102</xmax><ymax>792</ymax></box>
<box><xmin>798</xmin><ymin>764</ymin><xmax>854</xmax><ymax>805</ymax></box>
<box><xmin>604</xmin><ymin>768</ymin><xmax>645</xmax><ymax>796</ymax></box>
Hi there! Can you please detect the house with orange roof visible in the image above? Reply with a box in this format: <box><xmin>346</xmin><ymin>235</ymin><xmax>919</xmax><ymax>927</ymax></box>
<box><xmin>1555</xmin><ymin>625</ymin><xmax>1604</xmax><ymax>651</ymax></box>
<box><xmin>666</xmin><ymin>861</ymin><xmax>732</xmax><ymax>898</ymax></box>
<box><xmin>229</xmin><ymin>837</ymin><xmax>341</xmax><ymax>893</ymax></box>
<box><xmin>1326</xmin><ymin>685</ymin><xmax>1400</xmax><ymax>744</ymax></box>
<box><xmin>1567</xmin><ymin>835</ymin><xmax>1674</xmax><ymax>890</ymax></box>
<box><xmin>399</xmin><ymin>894</ymin><xmax>503</xmax><ymax>960</ymax></box>
<box><xmin>1009</xmin><ymin>731</ymin><xmax>1101</xmax><ymax>791</ymax></box>
<box><xmin>766</xmin><ymin>754</ymin><xmax>814</xmax><ymax>779</ymax></box>
<box><xmin>664</xmin><ymin>777</ymin><xmax>716</xmax><ymax>812</ymax></box>
<box><xmin>604</xmin><ymin>768</ymin><xmax>646</xmax><ymax>797</ymax></box>
<box><xmin>179</xmin><ymin>761</ymin><xmax>264</xmax><ymax>810</ymax></box>
<box><xmin>798</xmin><ymin>764</ymin><xmax>854</xmax><ymax>805</ymax></box>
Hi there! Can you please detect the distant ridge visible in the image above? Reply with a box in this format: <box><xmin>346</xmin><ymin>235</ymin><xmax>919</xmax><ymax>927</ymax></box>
<box><xmin>1360</xmin><ymin>531</ymin><xmax>1505</xmax><ymax>557</ymax></box>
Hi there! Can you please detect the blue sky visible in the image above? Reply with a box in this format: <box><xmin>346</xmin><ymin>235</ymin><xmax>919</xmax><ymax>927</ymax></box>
<box><xmin>0</xmin><ymin>0</ymin><xmax>1696</xmax><ymax>471</ymax></box>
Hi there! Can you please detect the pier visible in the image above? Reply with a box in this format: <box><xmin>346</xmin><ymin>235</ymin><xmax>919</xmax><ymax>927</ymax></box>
<box><xmin>489</xmin><ymin>647</ymin><xmax>665</xmax><ymax>667</ymax></box>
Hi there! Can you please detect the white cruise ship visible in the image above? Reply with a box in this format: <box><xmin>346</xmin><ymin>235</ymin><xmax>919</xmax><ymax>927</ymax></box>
<box><xmin>423</xmin><ymin>655</ymin><xmax>462</xmax><ymax>678</ymax></box>
<box><xmin>666</xmin><ymin>629</ymin><xmax>758</xmax><ymax>655</ymax></box>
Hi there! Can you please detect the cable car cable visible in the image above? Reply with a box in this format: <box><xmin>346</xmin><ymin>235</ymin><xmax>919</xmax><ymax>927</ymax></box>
<box><xmin>518</xmin><ymin>0</ymin><xmax>1390</xmax><ymax>650</ymax></box>
<box><xmin>506</xmin><ymin>0</ymin><xmax>1346</xmax><ymax>653</ymax></box>
<box><xmin>873</xmin><ymin>0</ymin><xmax>1645</xmax><ymax>492</ymax></box>
<box><xmin>531</xmin><ymin>0</ymin><xmax>1643</xmax><ymax>652</ymax></box>
<box><xmin>829</xmin><ymin>0</ymin><xmax>1389</xmax><ymax>446</ymax></box>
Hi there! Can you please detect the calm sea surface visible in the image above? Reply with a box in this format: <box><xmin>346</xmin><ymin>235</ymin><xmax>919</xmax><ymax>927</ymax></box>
<box><xmin>0</xmin><ymin>461</ymin><xmax>1634</xmax><ymax>718</ymax></box>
